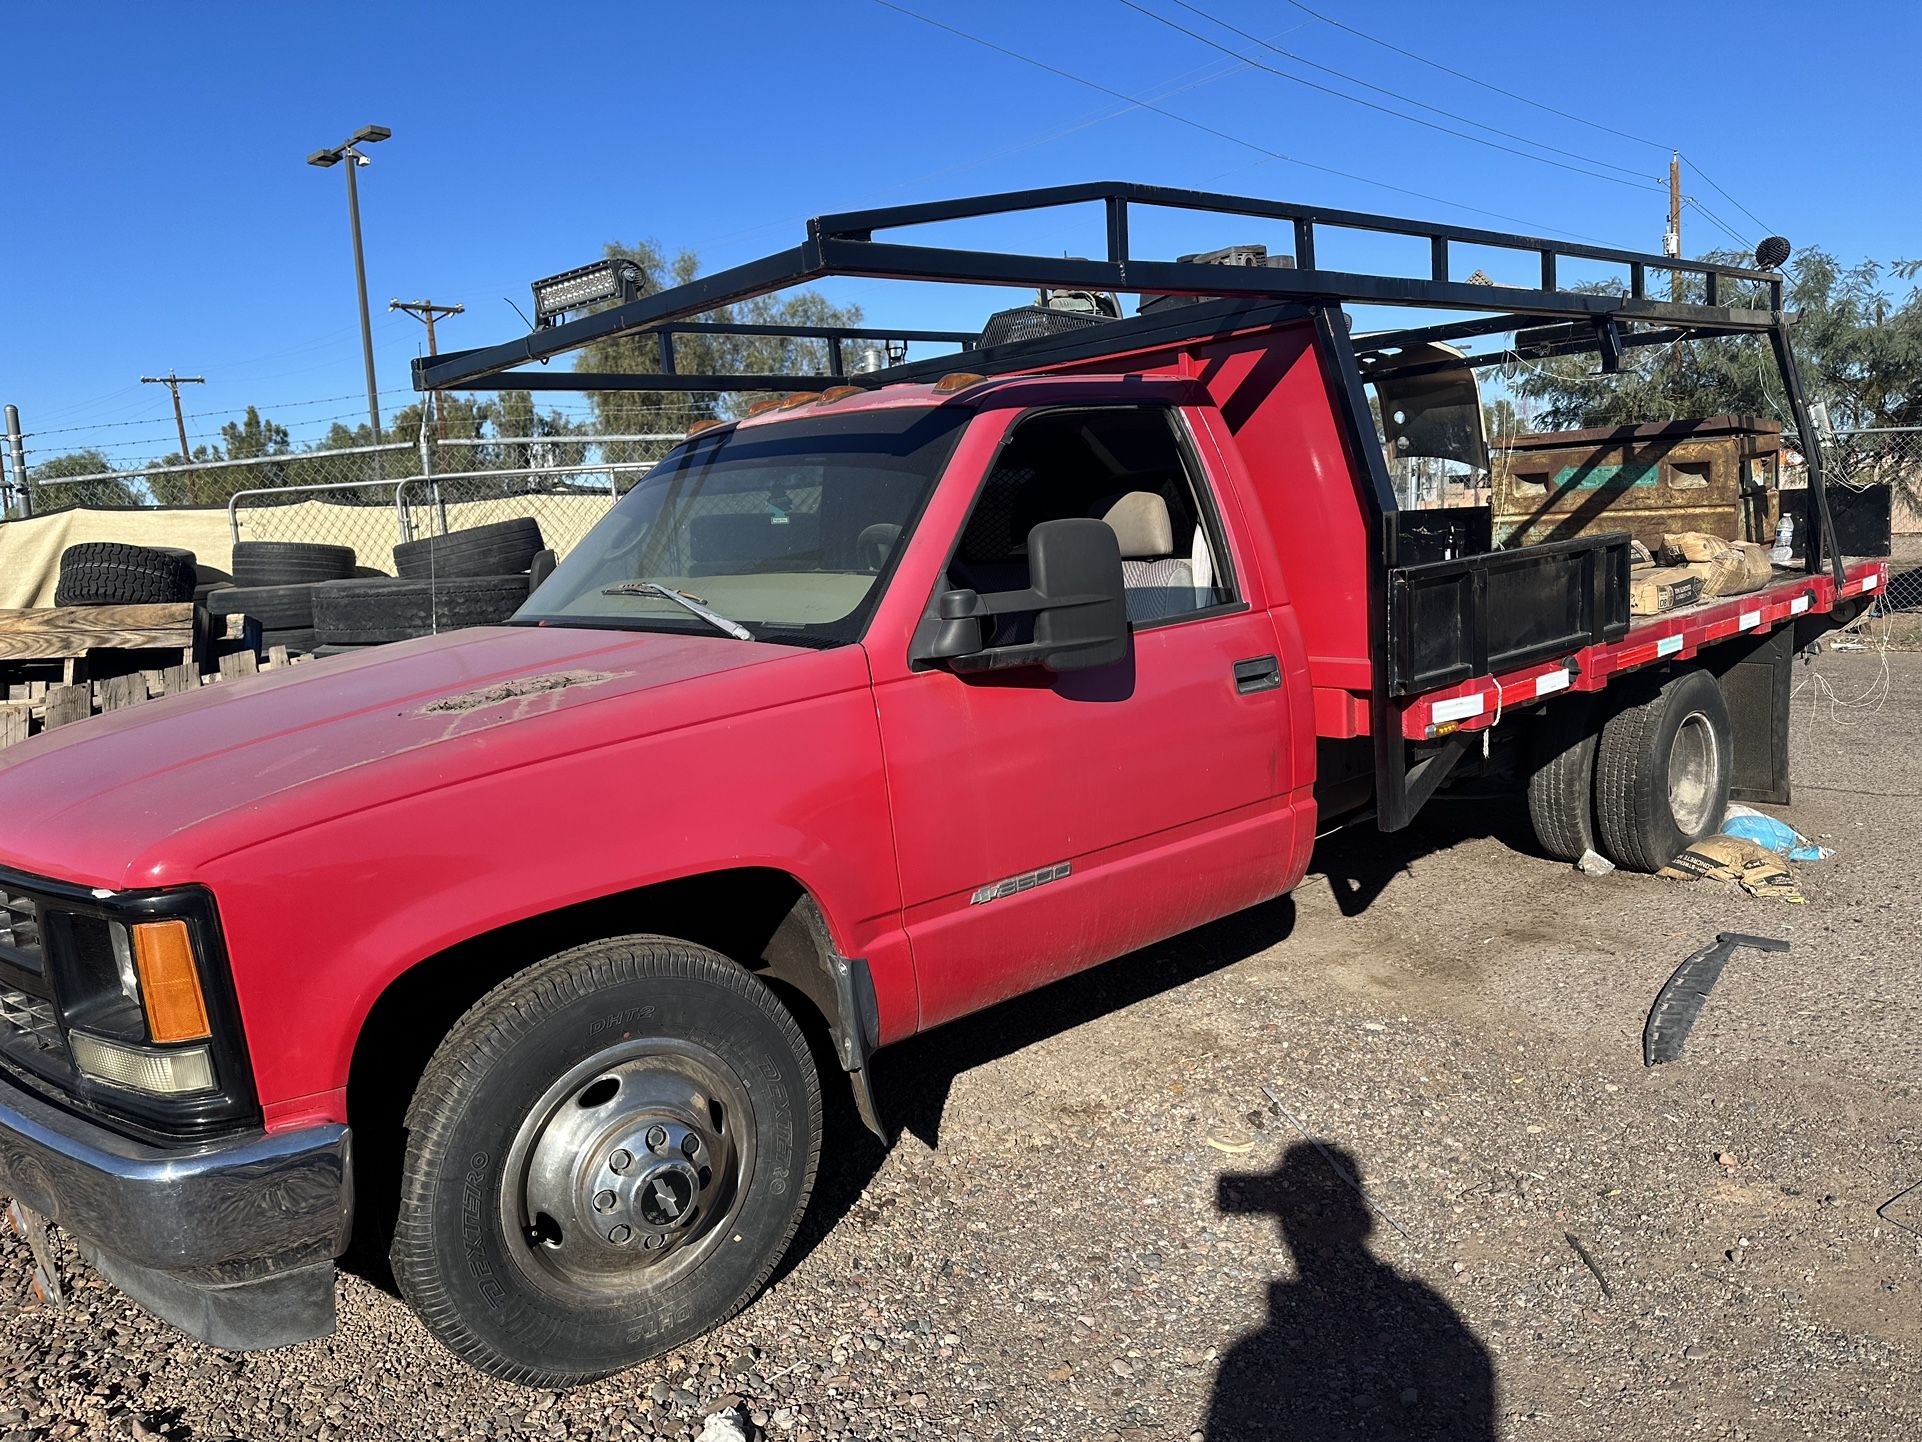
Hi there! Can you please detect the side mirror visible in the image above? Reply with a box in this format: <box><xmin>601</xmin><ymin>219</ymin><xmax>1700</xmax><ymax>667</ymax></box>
<box><xmin>527</xmin><ymin>548</ymin><xmax>557</xmax><ymax>597</ymax></box>
<box><xmin>1028</xmin><ymin>518</ymin><xmax>1129</xmax><ymax>672</ymax></box>
<box><xmin>917</xmin><ymin>517</ymin><xmax>1129</xmax><ymax>674</ymax></box>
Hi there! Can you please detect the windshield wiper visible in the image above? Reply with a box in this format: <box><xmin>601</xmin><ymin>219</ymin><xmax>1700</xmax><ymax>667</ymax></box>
<box><xmin>600</xmin><ymin>581</ymin><xmax>754</xmax><ymax>641</ymax></box>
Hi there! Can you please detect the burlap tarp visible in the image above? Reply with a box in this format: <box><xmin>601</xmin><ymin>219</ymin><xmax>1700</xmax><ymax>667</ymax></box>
<box><xmin>0</xmin><ymin>497</ymin><xmax>616</xmax><ymax>609</ymax></box>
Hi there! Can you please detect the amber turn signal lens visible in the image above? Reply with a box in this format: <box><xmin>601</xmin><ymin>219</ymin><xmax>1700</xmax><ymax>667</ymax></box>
<box><xmin>131</xmin><ymin>919</ymin><xmax>211</xmax><ymax>1043</ymax></box>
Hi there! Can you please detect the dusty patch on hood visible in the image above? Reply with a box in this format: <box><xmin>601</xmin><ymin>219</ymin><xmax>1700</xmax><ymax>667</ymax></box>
<box><xmin>422</xmin><ymin>670</ymin><xmax>617</xmax><ymax>714</ymax></box>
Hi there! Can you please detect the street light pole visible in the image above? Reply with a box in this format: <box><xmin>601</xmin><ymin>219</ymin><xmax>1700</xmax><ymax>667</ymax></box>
<box><xmin>342</xmin><ymin>155</ymin><xmax>380</xmax><ymax>445</ymax></box>
<box><xmin>308</xmin><ymin>125</ymin><xmax>392</xmax><ymax>448</ymax></box>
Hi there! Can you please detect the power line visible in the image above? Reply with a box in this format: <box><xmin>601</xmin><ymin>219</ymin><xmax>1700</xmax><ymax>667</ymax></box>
<box><xmin>1279</xmin><ymin>0</ymin><xmax>1669</xmax><ymax>151</ymax></box>
<box><xmin>1684</xmin><ymin>196</ymin><xmax>1752</xmax><ymax>251</ymax></box>
<box><xmin>1274</xmin><ymin>0</ymin><xmax>1777</xmax><ymax>248</ymax></box>
<box><xmin>870</xmin><ymin>1</ymin><xmax>1618</xmax><ymax>244</ymax></box>
<box><xmin>1683</xmin><ymin>156</ymin><xmax>1775</xmax><ymax>239</ymax></box>
<box><xmin>1140</xmin><ymin>0</ymin><xmax>1657</xmax><ymax>187</ymax></box>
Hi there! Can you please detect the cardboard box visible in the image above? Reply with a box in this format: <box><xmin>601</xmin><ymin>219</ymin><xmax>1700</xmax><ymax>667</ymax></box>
<box><xmin>1629</xmin><ymin>565</ymin><xmax>1703</xmax><ymax>615</ymax></box>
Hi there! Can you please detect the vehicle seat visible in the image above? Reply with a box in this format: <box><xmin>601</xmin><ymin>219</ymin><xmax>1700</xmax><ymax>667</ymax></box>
<box><xmin>1101</xmin><ymin>491</ymin><xmax>1197</xmax><ymax>622</ymax></box>
<box><xmin>855</xmin><ymin>522</ymin><xmax>901</xmax><ymax>572</ymax></box>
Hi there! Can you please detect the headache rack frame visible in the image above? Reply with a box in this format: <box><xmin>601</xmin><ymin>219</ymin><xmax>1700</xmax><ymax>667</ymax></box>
<box><xmin>415</xmin><ymin>180</ymin><xmax>1846</xmax><ymax>831</ymax></box>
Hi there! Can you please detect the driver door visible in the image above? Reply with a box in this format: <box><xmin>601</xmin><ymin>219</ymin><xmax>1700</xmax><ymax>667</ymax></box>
<box><xmin>867</xmin><ymin>402</ymin><xmax>1298</xmax><ymax>1029</ymax></box>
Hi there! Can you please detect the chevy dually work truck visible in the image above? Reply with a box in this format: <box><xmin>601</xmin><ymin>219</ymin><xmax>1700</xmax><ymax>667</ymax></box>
<box><xmin>0</xmin><ymin>184</ymin><xmax>1885</xmax><ymax>1383</ymax></box>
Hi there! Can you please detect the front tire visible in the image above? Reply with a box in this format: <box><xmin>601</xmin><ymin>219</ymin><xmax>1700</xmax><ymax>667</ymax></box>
<box><xmin>390</xmin><ymin>937</ymin><xmax>822</xmax><ymax>1385</ymax></box>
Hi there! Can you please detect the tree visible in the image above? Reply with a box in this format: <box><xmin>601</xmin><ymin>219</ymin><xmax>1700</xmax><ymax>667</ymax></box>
<box><xmin>147</xmin><ymin>406</ymin><xmax>293</xmax><ymax>505</ymax></box>
<box><xmin>1503</xmin><ymin>249</ymin><xmax>1922</xmax><ymax>431</ymax></box>
<box><xmin>573</xmin><ymin>240</ymin><xmax>863</xmax><ymax>458</ymax></box>
<box><xmin>26</xmin><ymin>448</ymin><xmax>143</xmax><ymax>511</ymax></box>
<box><xmin>1502</xmin><ymin>248</ymin><xmax>1922</xmax><ymax>507</ymax></box>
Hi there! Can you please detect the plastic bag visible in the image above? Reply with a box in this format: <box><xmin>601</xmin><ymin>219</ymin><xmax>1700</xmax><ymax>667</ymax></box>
<box><xmin>1720</xmin><ymin>804</ymin><xmax>1833</xmax><ymax>862</ymax></box>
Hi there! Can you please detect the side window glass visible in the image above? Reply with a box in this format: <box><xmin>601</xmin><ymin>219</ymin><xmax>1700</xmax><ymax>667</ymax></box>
<box><xmin>948</xmin><ymin>406</ymin><xmax>1235</xmax><ymax>632</ymax></box>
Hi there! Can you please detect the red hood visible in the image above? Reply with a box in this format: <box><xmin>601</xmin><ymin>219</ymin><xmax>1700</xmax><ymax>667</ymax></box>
<box><xmin>0</xmin><ymin>626</ymin><xmax>835</xmax><ymax>890</ymax></box>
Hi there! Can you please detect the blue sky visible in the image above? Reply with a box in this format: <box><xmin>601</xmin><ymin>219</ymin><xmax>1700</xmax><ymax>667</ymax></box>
<box><xmin>4</xmin><ymin>0</ymin><xmax>1915</xmax><ymax>466</ymax></box>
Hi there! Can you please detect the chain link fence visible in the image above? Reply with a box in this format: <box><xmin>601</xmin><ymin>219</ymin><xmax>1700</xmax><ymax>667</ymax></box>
<box><xmin>9</xmin><ymin>431</ymin><xmax>687</xmax><ymax>573</ymax></box>
<box><xmin>9</xmin><ymin>411</ymin><xmax>1920</xmax><ymax>607</ymax></box>
<box><xmin>1815</xmin><ymin>428</ymin><xmax>1922</xmax><ymax>616</ymax></box>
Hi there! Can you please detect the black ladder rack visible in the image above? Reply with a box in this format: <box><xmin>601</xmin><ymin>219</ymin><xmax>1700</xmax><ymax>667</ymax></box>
<box><xmin>409</xmin><ymin>179</ymin><xmax>1840</xmax><ymax>597</ymax></box>
<box><xmin>413</xmin><ymin>179</ymin><xmax>1785</xmax><ymax>397</ymax></box>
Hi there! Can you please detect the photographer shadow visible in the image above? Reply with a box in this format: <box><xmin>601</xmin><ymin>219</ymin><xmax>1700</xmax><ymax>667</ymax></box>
<box><xmin>1208</xmin><ymin>1140</ymin><xmax>1495</xmax><ymax>1441</ymax></box>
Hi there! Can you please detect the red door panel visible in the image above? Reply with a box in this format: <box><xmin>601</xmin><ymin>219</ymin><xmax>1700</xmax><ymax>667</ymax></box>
<box><xmin>871</xmin><ymin>605</ymin><xmax>1296</xmax><ymax>1028</ymax></box>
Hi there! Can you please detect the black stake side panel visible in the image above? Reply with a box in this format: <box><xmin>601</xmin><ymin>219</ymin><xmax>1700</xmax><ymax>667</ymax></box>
<box><xmin>1387</xmin><ymin>534</ymin><xmax>1633</xmax><ymax>696</ymax></box>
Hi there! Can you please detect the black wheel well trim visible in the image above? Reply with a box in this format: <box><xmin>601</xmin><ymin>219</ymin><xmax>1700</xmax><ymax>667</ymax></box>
<box><xmin>343</xmin><ymin>865</ymin><xmax>890</xmax><ymax>1245</ymax></box>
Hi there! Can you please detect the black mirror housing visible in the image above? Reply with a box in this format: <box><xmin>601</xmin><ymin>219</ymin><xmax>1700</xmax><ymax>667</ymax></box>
<box><xmin>1028</xmin><ymin>518</ymin><xmax>1128</xmax><ymax>672</ymax></box>
<box><xmin>917</xmin><ymin>517</ymin><xmax>1130</xmax><ymax>674</ymax></box>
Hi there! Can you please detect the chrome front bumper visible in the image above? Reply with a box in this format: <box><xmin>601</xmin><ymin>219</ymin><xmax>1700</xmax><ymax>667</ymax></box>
<box><xmin>0</xmin><ymin>1071</ymin><xmax>350</xmax><ymax>1348</ymax></box>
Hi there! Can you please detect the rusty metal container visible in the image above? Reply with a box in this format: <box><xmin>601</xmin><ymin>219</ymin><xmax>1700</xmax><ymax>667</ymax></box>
<box><xmin>1492</xmin><ymin>415</ymin><xmax>1781</xmax><ymax>551</ymax></box>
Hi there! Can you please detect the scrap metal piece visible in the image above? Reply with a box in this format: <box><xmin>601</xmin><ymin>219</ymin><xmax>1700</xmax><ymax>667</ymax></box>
<box><xmin>4</xmin><ymin>1199</ymin><xmax>64</xmax><ymax>1307</ymax></box>
<box><xmin>1643</xmin><ymin>932</ymin><xmax>1790</xmax><ymax>1066</ymax></box>
<box><xmin>1876</xmin><ymin>1178</ymin><xmax>1922</xmax><ymax>1239</ymax></box>
<box><xmin>1564</xmin><ymin>1231</ymin><xmax>1613</xmax><ymax>1299</ymax></box>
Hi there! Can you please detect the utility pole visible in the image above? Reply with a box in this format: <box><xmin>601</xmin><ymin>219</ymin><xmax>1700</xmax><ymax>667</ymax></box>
<box><xmin>141</xmin><ymin>372</ymin><xmax>206</xmax><ymax>503</ymax></box>
<box><xmin>1665</xmin><ymin>152</ymin><xmax>1683</xmax><ymax>302</ymax></box>
<box><xmin>390</xmin><ymin>299</ymin><xmax>463</xmax><ymax>442</ymax></box>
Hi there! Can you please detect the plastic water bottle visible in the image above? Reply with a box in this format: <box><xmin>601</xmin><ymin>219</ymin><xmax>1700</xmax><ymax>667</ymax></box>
<box><xmin>1770</xmin><ymin>513</ymin><xmax>1794</xmax><ymax>566</ymax></box>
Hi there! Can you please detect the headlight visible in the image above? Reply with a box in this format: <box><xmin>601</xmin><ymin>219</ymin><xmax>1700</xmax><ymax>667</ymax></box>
<box><xmin>46</xmin><ymin>914</ymin><xmax>216</xmax><ymax>1093</ymax></box>
<box><xmin>67</xmin><ymin>1032</ymin><xmax>216</xmax><ymax>1095</ymax></box>
<box><xmin>0</xmin><ymin>869</ymin><xmax>258</xmax><ymax>1138</ymax></box>
<box><xmin>43</xmin><ymin>914</ymin><xmax>145</xmax><ymax>1040</ymax></box>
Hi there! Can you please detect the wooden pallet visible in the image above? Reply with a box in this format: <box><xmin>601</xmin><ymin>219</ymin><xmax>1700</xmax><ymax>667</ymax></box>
<box><xmin>0</xmin><ymin>603</ymin><xmax>197</xmax><ymax>664</ymax></box>
<box><xmin>0</xmin><ymin>637</ymin><xmax>314</xmax><ymax>753</ymax></box>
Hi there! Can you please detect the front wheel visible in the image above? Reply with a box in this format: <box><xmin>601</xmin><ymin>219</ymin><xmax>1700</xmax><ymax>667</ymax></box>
<box><xmin>391</xmin><ymin>937</ymin><xmax>822</xmax><ymax>1385</ymax></box>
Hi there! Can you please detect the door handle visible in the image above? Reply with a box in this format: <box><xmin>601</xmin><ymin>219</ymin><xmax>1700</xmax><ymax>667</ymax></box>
<box><xmin>1233</xmin><ymin>655</ymin><xmax>1281</xmax><ymax>694</ymax></box>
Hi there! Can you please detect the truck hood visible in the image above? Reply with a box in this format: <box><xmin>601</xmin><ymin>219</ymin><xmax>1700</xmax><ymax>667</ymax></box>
<box><xmin>0</xmin><ymin>625</ymin><xmax>838</xmax><ymax>890</ymax></box>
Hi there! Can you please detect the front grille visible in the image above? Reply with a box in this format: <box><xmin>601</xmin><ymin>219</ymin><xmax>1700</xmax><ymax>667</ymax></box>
<box><xmin>0</xmin><ymin>983</ymin><xmax>65</xmax><ymax>1067</ymax></box>
<box><xmin>0</xmin><ymin>887</ymin><xmax>41</xmax><ymax>973</ymax></box>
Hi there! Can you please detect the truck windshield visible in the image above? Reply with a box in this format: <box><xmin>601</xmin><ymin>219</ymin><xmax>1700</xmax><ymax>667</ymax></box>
<box><xmin>517</xmin><ymin>406</ymin><xmax>969</xmax><ymax>645</ymax></box>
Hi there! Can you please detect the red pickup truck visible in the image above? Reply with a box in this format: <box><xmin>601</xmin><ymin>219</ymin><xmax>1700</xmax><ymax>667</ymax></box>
<box><xmin>0</xmin><ymin>184</ymin><xmax>1885</xmax><ymax>1384</ymax></box>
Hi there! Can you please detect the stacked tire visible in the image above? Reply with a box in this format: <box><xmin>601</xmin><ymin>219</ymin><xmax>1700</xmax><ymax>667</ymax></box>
<box><xmin>207</xmin><ymin>542</ymin><xmax>360</xmax><ymax>655</ymax></box>
<box><xmin>54</xmin><ymin>543</ymin><xmax>199</xmax><ymax>606</ymax></box>
<box><xmin>311</xmin><ymin>520</ymin><xmax>545</xmax><ymax>658</ymax></box>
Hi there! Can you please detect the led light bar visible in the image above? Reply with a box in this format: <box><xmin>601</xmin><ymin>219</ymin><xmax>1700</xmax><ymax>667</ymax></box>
<box><xmin>68</xmin><ymin>1032</ymin><xmax>216</xmax><ymax>1096</ymax></box>
<box><xmin>531</xmin><ymin>259</ymin><xmax>644</xmax><ymax>327</ymax></box>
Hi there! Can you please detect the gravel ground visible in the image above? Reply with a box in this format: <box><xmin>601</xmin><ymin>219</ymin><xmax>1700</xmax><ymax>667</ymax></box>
<box><xmin>5</xmin><ymin>647</ymin><xmax>1919</xmax><ymax>1441</ymax></box>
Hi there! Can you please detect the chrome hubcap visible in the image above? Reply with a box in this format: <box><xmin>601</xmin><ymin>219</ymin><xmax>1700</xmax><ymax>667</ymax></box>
<box><xmin>1667</xmin><ymin>710</ymin><xmax>1720</xmax><ymax>835</ymax></box>
<box><xmin>501</xmin><ymin>1040</ymin><xmax>752</xmax><ymax>1296</ymax></box>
